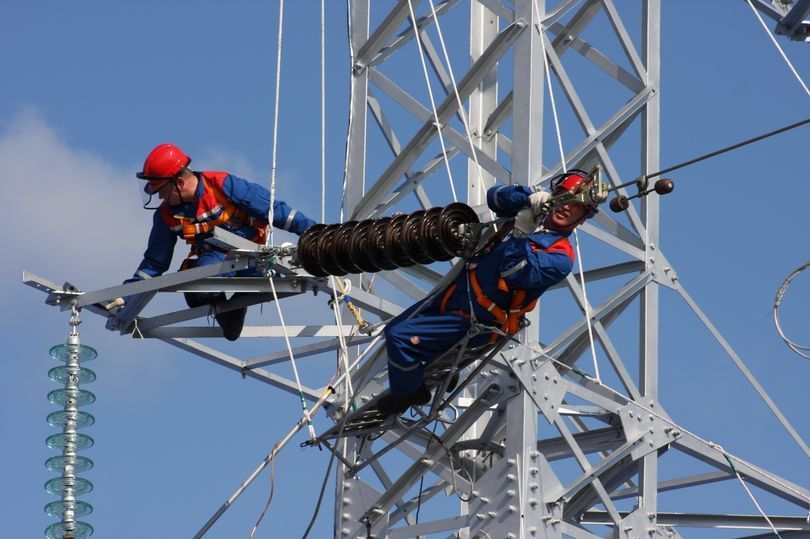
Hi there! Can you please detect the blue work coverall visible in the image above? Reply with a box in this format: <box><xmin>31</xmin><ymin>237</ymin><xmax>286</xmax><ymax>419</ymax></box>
<box><xmin>128</xmin><ymin>172</ymin><xmax>315</xmax><ymax>305</ymax></box>
<box><xmin>383</xmin><ymin>185</ymin><xmax>575</xmax><ymax>397</ymax></box>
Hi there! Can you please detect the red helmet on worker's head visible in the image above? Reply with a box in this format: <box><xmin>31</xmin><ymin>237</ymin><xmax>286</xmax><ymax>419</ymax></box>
<box><xmin>136</xmin><ymin>143</ymin><xmax>191</xmax><ymax>181</ymax></box>
<box><xmin>550</xmin><ymin>169</ymin><xmax>598</xmax><ymax>218</ymax></box>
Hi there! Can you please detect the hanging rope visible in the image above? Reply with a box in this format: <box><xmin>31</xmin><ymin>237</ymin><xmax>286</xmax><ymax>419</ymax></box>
<box><xmin>425</xmin><ymin>0</ymin><xmax>488</xmax><ymax>202</ymax></box>
<box><xmin>267</xmin><ymin>0</ymin><xmax>286</xmax><ymax>247</ymax></box>
<box><xmin>405</xmin><ymin>0</ymin><xmax>458</xmax><ymax>202</ymax></box>
<box><xmin>744</xmin><ymin>0</ymin><xmax>810</xmax><ymax>98</ymax></box>
<box><xmin>535</xmin><ymin>3</ymin><xmax>601</xmax><ymax>381</ymax></box>
<box><xmin>773</xmin><ymin>261</ymin><xmax>810</xmax><ymax>360</ymax></box>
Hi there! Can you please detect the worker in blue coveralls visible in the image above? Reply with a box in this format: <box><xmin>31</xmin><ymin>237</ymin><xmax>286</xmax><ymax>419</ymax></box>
<box><xmin>377</xmin><ymin>171</ymin><xmax>598</xmax><ymax>416</ymax></box>
<box><xmin>109</xmin><ymin>143</ymin><xmax>316</xmax><ymax>341</ymax></box>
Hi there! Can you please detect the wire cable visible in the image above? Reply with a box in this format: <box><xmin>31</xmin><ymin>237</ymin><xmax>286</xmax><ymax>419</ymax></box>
<box><xmin>774</xmin><ymin>261</ymin><xmax>810</xmax><ymax>359</ymax></box>
<box><xmin>744</xmin><ymin>0</ymin><xmax>810</xmax><ymax>98</ymax></box>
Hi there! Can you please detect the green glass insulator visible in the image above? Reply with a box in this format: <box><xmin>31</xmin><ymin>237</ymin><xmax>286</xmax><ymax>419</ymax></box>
<box><xmin>48</xmin><ymin>365</ymin><xmax>96</xmax><ymax>385</ymax></box>
<box><xmin>44</xmin><ymin>500</ymin><xmax>93</xmax><ymax>518</ymax></box>
<box><xmin>46</xmin><ymin>432</ymin><xmax>94</xmax><ymax>451</ymax></box>
<box><xmin>44</xmin><ymin>476</ymin><xmax>93</xmax><ymax>496</ymax></box>
<box><xmin>45</xmin><ymin>521</ymin><xmax>93</xmax><ymax>539</ymax></box>
<box><xmin>47</xmin><ymin>410</ymin><xmax>95</xmax><ymax>429</ymax></box>
<box><xmin>47</xmin><ymin>388</ymin><xmax>96</xmax><ymax>407</ymax></box>
<box><xmin>49</xmin><ymin>343</ymin><xmax>97</xmax><ymax>363</ymax></box>
<box><xmin>45</xmin><ymin>455</ymin><xmax>93</xmax><ymax>473</ymax></box>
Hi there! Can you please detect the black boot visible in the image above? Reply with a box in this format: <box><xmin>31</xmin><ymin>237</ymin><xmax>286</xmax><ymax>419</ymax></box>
<box><xmin>377</xmin><ymin>385</ymin><xmax>431</xmax><ymax>417</ymax></box>
<box><xmin>215</xmin><ymin>293</ymin><xmax>250</xmax><ymax>341</ymax></box>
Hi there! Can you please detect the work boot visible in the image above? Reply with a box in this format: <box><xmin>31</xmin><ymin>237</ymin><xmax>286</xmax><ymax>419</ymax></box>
<box><xmin>215</xmin><ymin>302</ymin><xmax>248</xmax><ymax>341</ymax></box>
<box><xmin>377</xmin><ymin>385</ymin><xmax>431</xmax><ymax>417</ymax></box>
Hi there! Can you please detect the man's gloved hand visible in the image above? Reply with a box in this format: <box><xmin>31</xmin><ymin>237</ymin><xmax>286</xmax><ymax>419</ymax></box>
<box><xmin>104</xmin><ymin>297</ymin><xmax>125</xmax><ymax>315</ymax></box>
<box><xmin>513</xmin><ymin>191</ymin><xmax>552</xmax><ymax>238</ymax></box>
<box><xmin>528</xmin><ymin>190</ymin><xmax>552</xmax><ymax>216</ymax></box>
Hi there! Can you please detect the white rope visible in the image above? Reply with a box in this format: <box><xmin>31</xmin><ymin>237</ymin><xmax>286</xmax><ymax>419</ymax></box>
<box><xmin>329</xmin><ymin>277</ymin><xmax>355</xmax><ymax>400</ymax></box>
<box><xmin>405</xmin><ymin>0</ymin><xmax>458</xmax><ymax>203</ymax></box>
<box><xmin>535</xmin><ymin>2</ymin><xmax>601</xmax><ymax>381</ymax></box>
<box><xmin>267</xmin><ymin>0</ymin><xmax>286</xmax><ymax>247</ymax></box>
<box><xmin>425</xmin><ymin>0</ymin><xmax>487</xmax><ymax>202</ymax></box>
<box><xmin>340</xmin><ymin>0</ymin><xmax>357</xmax><ymax>223</ymax></box>
<box><xmin>321</xmin><ymin>0</ymin><xmax>327</xmax><ymax>224</ymax></box>
<box><xmin>745</xmin><ymin>0</ymin><xmax>810</xmax><ymax>98</ymax></box>
<box><xmin>268</xmin><ymin>277</ymin><xmax>317</xmax><ymax>439</ymax></box>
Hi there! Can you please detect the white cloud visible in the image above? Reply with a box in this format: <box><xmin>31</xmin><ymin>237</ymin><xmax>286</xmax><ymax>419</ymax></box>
<box><xmin>1</xmin><ymin>108</ymin><xmax>153</xmax><ymax>290</ymax></box>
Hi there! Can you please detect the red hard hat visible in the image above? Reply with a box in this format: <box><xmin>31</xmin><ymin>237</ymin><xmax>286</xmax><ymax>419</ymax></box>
<box><xmin>550</xmin><ymin>169</ymin><xmax>598</xmax><ymax>217</ymax></box>
<box><xmin>136</xmin><ymin>144</ymin><xmax>191</xmax><ymax>180</ymax></box>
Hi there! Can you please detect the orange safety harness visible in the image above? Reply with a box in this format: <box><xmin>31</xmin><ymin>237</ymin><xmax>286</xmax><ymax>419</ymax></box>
<box><xmin>162</xmin><ymin>173</ymin><xmax>269</xmax><ymax>256</ymax></box>
<box><xmin>439</xmin><ymin>231</ymin><xmax>572</xmax><ymax>341</ymax></box>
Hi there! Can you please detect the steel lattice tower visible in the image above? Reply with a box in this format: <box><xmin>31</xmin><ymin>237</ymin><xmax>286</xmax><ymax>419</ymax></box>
<box><xmin>24</xmin><ymin>1</ymin><xmax>809</xmax><ymax>538</ymax></box>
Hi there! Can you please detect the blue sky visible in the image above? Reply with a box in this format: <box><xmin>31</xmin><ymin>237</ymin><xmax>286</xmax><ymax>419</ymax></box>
<box><xmin>2</xmin><ymin>1</ymin><xmax>808</xmax><ymax>538</ymax></box>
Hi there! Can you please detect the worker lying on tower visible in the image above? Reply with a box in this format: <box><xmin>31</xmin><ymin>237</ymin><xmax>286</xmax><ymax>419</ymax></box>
<box><xmin>377</xmin><ymin>171</ymin><xmax>597</xmax><ymax>416</ymax></box>
<box><xmin>110</xmin><ymin>143</ymin><xmax>316</xmax><ymax>341</ymax></box>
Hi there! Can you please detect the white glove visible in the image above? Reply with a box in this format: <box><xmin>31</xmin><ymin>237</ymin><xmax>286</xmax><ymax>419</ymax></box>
<box><xmin>105</xmin><ymin>297</ymin><xmax>125</xmax><ymax>315</ymax></box>
<box><xmin>514</xmin><ymin>191</ymin><xmax>552</xmax><ymax>238</ymax></box>
<box><xmin>513</xmin><ymin>207</ymin><xmax>538</xmax><ymax>238</ymax></box>
<box><xmin>528</xmin><ymin>190</ymin><xmax>551</xmax><ymax>216</ymax></box>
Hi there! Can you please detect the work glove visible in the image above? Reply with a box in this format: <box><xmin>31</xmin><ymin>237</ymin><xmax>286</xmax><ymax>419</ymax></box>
<box><xmin>513</xmin><ymin>191</ymin><xmax>552</xmax><ymax>238</ymax></box>
<box><xmin>104</xmin><ymin>297</ymin><xmax>125</xmax><ymax>315</ymax></box>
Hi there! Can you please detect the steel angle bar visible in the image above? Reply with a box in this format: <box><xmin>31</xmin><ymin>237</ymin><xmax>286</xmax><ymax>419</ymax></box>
<box><xmin>545</xmin><ymin>270</ymin><xmax>652</xmax><ymax>357</ymax></box>
<box><xmin>580</xmin><ymin>511</ymin><xmax>810</xmax><ymax>531</ymax></box>
<box><xmin>559</xmin><ymin>373</ymin><xmax>627</xmax><ymax>415</ymax></box>
<box><xmin>672</xmin><ymin>436</ymin><xmax>810</xmax><ymax>508</ymax></box>
<box><xmin>382</xmin><ymin>431</ymin><xmax>473</xmax><ymax>493</ymax></box>
<box><xmin>564</xmin><ymin>453</ymin><xmax>639</xmax><ymax>522</ymax></box>
<box><xmin>323</xmin><ymin>279</ymin><xmax>404</xmax><ymax>320</ymax></box>
<box><xmin>418</xmin><ymin>29</ymin><xmax>452</xmax><ymax>99</ymax></box>
<box><xmin>541</xmin><ymin>87</ymin><xmax>654</xmax><ymax>185</ymax></box>
<box><xmin>549</xmin><ymin>415</ymin><xmax>629</xmax><ymax>524</ymax></box>
<box><xmin>560</xmin><ymin>521</ymin><xmax>601</xmax><ymax>539</ymax></box>
<box><xmin>366</xmin><ymin>0</ymin><xmax>463</xmax><ymax>68</ymax></box>
<box><xmin>244</xmin><ymin>334</ymin><xmax>375</xmax><ymax>369</ymax></box>
<box><xmin>367</xmin><ymin>91</ymin><xmax>404</xmax><ymax>155</ymax></box>
<box><xmin>387</xmin><ymin>481</ymin><xmax>445</xmax><ymax>528</ymax></box>
<box><xmin>742</xmin><ymin>0</ymin><xmax>786</xmax><ymax>21</ymax></box>
<box><xmin>776</xmin><ymin>0</ymin><xmax>810</xmax><ymax>40</ymax></box>
<box><xmin>74</xmin><ymin>257</ymin><xmax>251</xmax><ymax>308</ymax></box>
<box><xmin>600</xmin><ymin>0</ymin><xmax>647</xmax><ymax>81</ymax></box>
<box><xmin>145</xmin><ymin>325</ymin><xmax>358</xmax><ymax>339</ymax></box>
<box><xmin>564</xmin><ymin>273</ymin><xmax>642</xmax><ymax>398</ymax></box>
<box><xmin>352</xmin><ymin>19</ymin><xmax>527</xmax><ymax>219</ymax></box>
<box><xmin>542</xmin><ymin>31</ymin><xmax>596</xmax><ymax>134</ymax></box>
<box><xmin>542</xmin><ymin>0</ymin><xmax>582</xmax><ymax>28</ymax></box>
<box><xmin>538</xmin><ymin>425</ymin><xmax>625</xmax><ymax>461</ymax></box>
<box><xmin>368</xmin><ymin>69</ymin><xmax>511</xmax><ymax>182</ymax></box>
<box><xmin>482</xmin><ymin>90</ymin><xmax>513</xmax><ymax>143</ymax></box>
<box><xmin>382</xmin><ymin>266</ymin><xmax>441</xmax><ymax>293</ymax></box>
<box><xmin>162</xmin><ymin>338</ymin><xmax>321</xmax><ymax>401</ymax></box>
<box><xmin>610</xmin><ymin>471</ymin><xmax>732</xmax><ymax>500</ymax></box>
<box><xmin>676</xmin><ymin>283</ymin><xmax>810</xmax><ymax>457</ymax></box>
<box><xmin>388</xmin><ymin>515</ymin><xmax>469</xmax><ymax>538</ymax></box>
<box><xmin>364</xmin><ymin>384</ymin><xmax>502</xmax><ymax>530</ymax></box>
<box><xmin>476</xmin><ymin>0</ymin><xmax>514</xmax><ymax>21</ymax></box>
<box><xmin>550</xmin><ymin>0</ymin><xmax>602</xmax><ymax>55</ymax></box>
<box><xmin>582</xmin><ymin>212</ymin><xmax>645</xmax><ymax>257</ymax></box>
<box><xmin>548</xmin><ymin>261</ymin><xmax>644</xmax><ymax>292</ymax></box>
<box><xmin>162</xmin><ymin>277</ymin><xmax>306</xmax><ymax>295</ymax></box>
<box><xmin>354</xmin><ymin>0</ymin><xmax>421</xmax><ymax>71</ymax></box>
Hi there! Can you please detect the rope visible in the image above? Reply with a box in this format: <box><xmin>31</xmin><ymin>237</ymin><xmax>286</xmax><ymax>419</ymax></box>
<box><xmin>507</xmin><ymin>336</ymin><xmax>810</xmax><ymax>510</ymax></box>
<box><xmin>744</xmin><ymin>0</ymin><xmax>810</xmax><ymax>98</ymax></box>
<box><xmin>714</xmin><ymin>444</ymin><xmax>784</xmax><ymax>539</ymax></box>
<box><xmin>773</xmin><ymin>261</ymin><xmax>810</xmax><ymax>359</ymax></box>
<box><xmin>425</xmin><ymin>0</ymin><xmax>487</xmax><ymax>202</ymax></box>
<box><xmin>405</xmin><ymin>0</ymin><xmax>458</xmax><ymax>203</ymax></box>
<box><xmin>321</xmin><ymin>0</ymin><xmax>327</xmax><ymax>224</ymax></box>
<box><xmin>267</xmin><ymin>0</ymin><xmax>286</xmax><ymax>248</ymax></box>
<box><xmin>268</xmin><ymin>277</ymin><xmax>317</xmax><ymax>439</ymax></box>
<box><xmin>536</xmin><ymin>5</ymin><xmax>601</xmax><ymax>381</ymax></box>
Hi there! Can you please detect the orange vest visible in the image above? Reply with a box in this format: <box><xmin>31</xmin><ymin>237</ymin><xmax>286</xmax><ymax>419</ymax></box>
<box><xmin>160</xmin><ymin>172</ymin><xmax>268</xmax><ymax>250</ymax></box>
